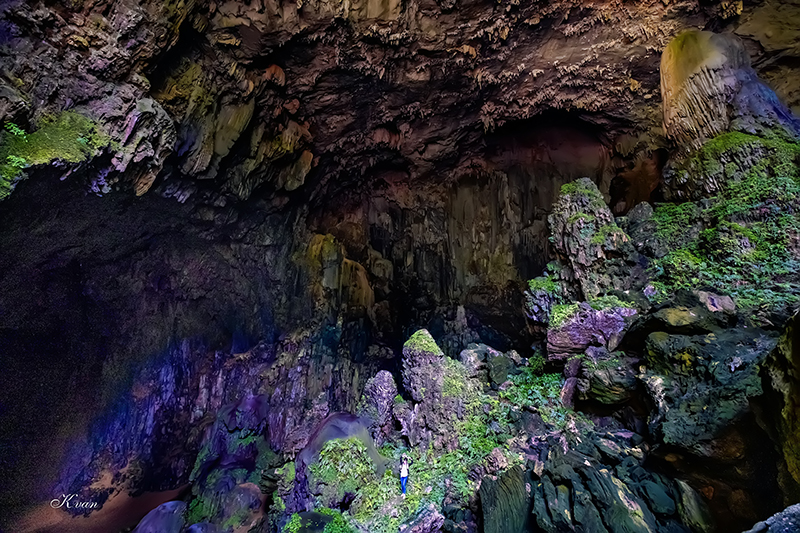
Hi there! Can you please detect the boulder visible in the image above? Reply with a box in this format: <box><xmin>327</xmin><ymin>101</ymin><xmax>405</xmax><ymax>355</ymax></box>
<box><xmin>357</xmin><ymin>370</ymin><xmax>398</xmax><ymax>445</ymax></box>
<box><xmin>743</xmin><ymin>503</ymin><xmax>800</xmax><ymax>533</ymax></box>
<box><xmin>402</xmin><ymin>329</ymin><xmax>445</xmax><ymax>403</ymax></box>
<box><xmin>132</xmin><ymin>501</ymin><xmax>187</xmax><ymax>533</ymax></box>
<box><xmin>407</xmin><ymin>504</ymin><xmax>445</xmax><ymax>533</ymax></box>
<box><xmin>577</xmin><ymin>348</ymin><xmax>638</xmax><ymax>405</ymax></box>
<box><xmin>676</xmin><ymin>480</ymin><xmax>715</xmax><ymax>533</ymax></box>
<box><xmin>479</xmin><ymin>465</ymin><xmax>529</xmax><ymax>533</ymax></box>
<box><xmin>548</xmin><ymin>178</ymin><xmax>645</xmax><ymax>300</ymax></box>
<box><xmin>547</xmin><ymin>301</ymin><xmax>637</xmax><ymax>360</ymax></box>
<box><xmin>459</xmin><ymin>343</ymin><xmax>502</xmax><ymax>382</ymax></box>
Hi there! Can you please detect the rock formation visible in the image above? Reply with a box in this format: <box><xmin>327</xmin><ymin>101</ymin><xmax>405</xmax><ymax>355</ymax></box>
<box><xmin>1</xmin><ymin>1</ymin><xmax>800</xmax><ymax>533</ymax></box>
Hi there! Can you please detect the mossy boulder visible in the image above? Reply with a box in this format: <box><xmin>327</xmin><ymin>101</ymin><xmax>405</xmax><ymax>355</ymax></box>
<box><xmin>577</xmin><ymin>349</ymin><xmax>638</xmax><ymax>406</ymax></box>
<box><xmin>547</xmin><ymin>300</ymin><xmax>637</xmax><ymax>361</ymax></box>
<box><xmin>307</xmin><ymin>437</ymin><xmax>379</xmax><ymax>509</ymax></box>
<box><xmin>548</xmin><ymin>178</ymin><xmax>645</xmax><ymax>300</ymax></box>
<box><xmin>402</xmin><ymin>329</ymin><xmax>445</xmax><ymax>403</ymax></box>
<box><xmin>642</xmin><ymin>327</ymin><xmax>778</xmax><ymax>451</ymax></box>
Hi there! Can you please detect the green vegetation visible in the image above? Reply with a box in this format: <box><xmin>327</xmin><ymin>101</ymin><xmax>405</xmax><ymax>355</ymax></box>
<box><xmin>403</xmin><ymin>329</ymin><xmax>443</xmax><ymax>355</ymax></box>
<box><xmin>559</xmin><ymin>179</ymin><xmax>608</xmax><ymax>212</ymax></box>
<box><xmin>319</xmin><ymin>508</ymin><xmax>355</xmax><ymax>533</ymax></box>
<box><xmin>309</xmin><ymin>437</ymin><xmax>378</xmax><ymax>507</ymax></box>
<box><xmin>589</xmin><ymin>295</ymin><xmax>633</xmax><ymax>311</ymax></box>
<box><xmin>500</xmin><ymin>366</ymin><xmax>591</xmax><ymax>432</ymax></box>
<box><xmin>549</xmin><ymin>303</ymin><xmax>580</xmax><ymax>328</ymax></box>
<box><xmin>590</xmin><ymin>223</ymin><xmax>624</xmax><ymax>245</ymax></box>
<box><xmin>527</xmin><ymin>274</ymin><xmax>560</xmax><ymax>295</ymax></box>
<box><xmin>567</xmin><ymin>212</ymin><xmax>595</xmax><ymax>225</ymax></box>
<box><xmin>0</xmin><ymin>113</ymin><xmax>111</xmax><ymax>199</ymax></box>
<box><xmin>442</xmin><ymin>357</ymin><xmax>473</xmax><ymax>397</ymax></box>
<box><xmin>282</xmin><ymin>513</ymin><xmax>303</xmax><ymax>533</ymax></box>
<box><xmin>650</xmin><ymin>132</ymin><xmax>800</xmax><ymax>315</ymax></box>
<box><xmin>548</xmin><ymin>295</ymin><xmax>633</xmax><ymax>328</ymax></box>
<box><xmin>528</xmin><ymin>353</ymin><xmax>546</xmax><ymax>375</ymax></box>
<box><xmin>345</xmin><ymin>361</ymin><xmax>523</xmax><ymax>533</ymax></box>
<box><xmin>652</xmin><ymin>202</ymin><xmax>702</xmax><ymax>249</ymax></box>
<box><xmin>185</xmin><ymin>494</ymin><xmax>216</xmax><ymax>526</ymax></box>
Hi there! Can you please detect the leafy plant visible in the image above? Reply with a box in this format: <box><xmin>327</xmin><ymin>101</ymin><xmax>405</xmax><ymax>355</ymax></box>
<box><xmin>282</xmin><ymin>513</ymin><xmax>303</xmax><ymax>533</ymax></box>
<box><xmin>319</xmin><ymin>508</ymin><xmax>355</xmax><ymax>533</ymax></box>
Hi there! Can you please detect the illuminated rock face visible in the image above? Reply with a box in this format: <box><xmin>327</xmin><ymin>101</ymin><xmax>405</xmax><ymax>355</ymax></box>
<box><xmin>661</xmin><ymin>30</ymin><xmax>800</xmax><ymax>153</ymax></box>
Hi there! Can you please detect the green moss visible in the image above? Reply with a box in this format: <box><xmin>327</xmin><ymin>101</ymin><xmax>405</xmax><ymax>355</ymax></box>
<box><xmin>652</xmin><ymin>202</ymin><xmax>702</xmax><ymax>249</ymax></box>
<box><xmin>404</xmin><ymin>329</ymin><xmax>443</xmax><ymax>355</ymax></box>
<box><xmin>590</xmin><ymin>223</ymin><xmax>622</xmax><ymax>245</ymax></box>
<box><xmin>559</xmin><ymin>179</ymin><xmax>607</xmax><ymax>210</ymax></box>
<box><xmin>282</xmin><ymin>513</ymin><xmax>303</xmax><ymax>533</ymax></box>
<box><xmin>185</xmin><ymin>494</ymin><xmax>216</xmax><ymax>525</ymax></box>
<box><xmin>442</xmin><ymin>357</ymin><xmax>473</xmax><ymax>398</ymax></box>
<box><xmin>567</xmin><ymin>212</ymin><xmax>595</xmax><ymax>225</ymax></box>
<box><xmin>276</xmin><ymin>461</ymin><xmax>296</xmax><ymax>486</ymax></box>
<box><xmin>527</xmin><ymin>275</ymin><xmax>560</xmax><ymax>294</ymax></box>
<box><xmin>588</xmin><ymin>295</ymin><xmax>633</xmax><ymax>311</ymax></box>
<box><xmin>309</xmin><ymin>437</ymin><xmax>377</xmax><ymax>506</ymax></box>
<box><xmin>348</xmin><ymin>374</ymin><xmax>519</xmax><ymax>532</ymax></box>
<box><xmin>650</xmin><ymin>132</ymin><xmax>800</xmax><ymax>315</ymax></box>
<box><xmin>0</xmin><ymin>113</ymin><xmax>111</xmax><ymax>199</ymax></box>
<box><xmin>549</xmin><ymin>303</ymin><xmax>580</xmax><ymax>329</ymax></box>
<box><xmin>319</xmin><ymin>508</ymin><xmax>355</xmax><ymax>533</ymax></box>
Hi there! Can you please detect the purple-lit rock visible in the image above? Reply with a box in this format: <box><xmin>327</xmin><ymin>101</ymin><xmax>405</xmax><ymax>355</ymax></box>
<box><xmin>132</xmin><ymin>501</ymin><xmax>186</xmax><ymax>533</ymax></box>
<box><xmin>547</xmin><ymin>302</ymin><xmax>637</xmax><ymax>361</ymax></box>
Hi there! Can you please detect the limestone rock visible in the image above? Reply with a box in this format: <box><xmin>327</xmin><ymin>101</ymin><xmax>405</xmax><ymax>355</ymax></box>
<box><xmin>548</xmin><ymin>178</ymin><xmax>644</xmax><ymax>300</ymax></box>
<box><xmin>459</xmin><ymin>343</ymin><xmax>502</xmax><ymax>383</ymax></box>
<box><xmin>577</xmin><ymin>348</ymin><xmax>639</xmax><ymax>405</ymax></box>
<box><xmin>743</xmin><ymin>503</ymin><xmax>800</xmax><ymax>533</ymax></box>
<box><xmin>660</xmin><ymin>30</ymin><xmax>800</xmax><ymax>200</ymax></box>
<box><xmin>661</xmin><ymin>30</ymin><xmax>800</xmax><ymax>152</ymax></box>
<box><xmin>547</xmin><ymin>301</ymin><xmax>637</xmax><ymax>361</ymax></box>
<box><xmin>402</xmin><ymin>329</ymin><xmax>445</xmax><ymax>403</ymax></box>
<box><xmin>132</xmin><ymin>501</ymin><xmax>187</xmax><ymax>533</ymax></box>
<box><xmin>479</xmin><ymin>465</ymin><xmax>529</xmax><ymax>533</ymax></box>
<box><xmin>407</xmin><ymin>504</ymin><xmax>445</xmax><ymax>533</ymax></box>
<box><xmin>676</xmin><ymin>480</ymin><xmax>715</xmax><ymax>533</ymax></box>
<box><xmin>643</xmin><ymin>328</ymin><xmax>778</xmax><ymax>448</ymax></box>
<box><xmin>357</xmin><ymin>370</ymin><xmax>398</xmax><ymax>446</ymax></box>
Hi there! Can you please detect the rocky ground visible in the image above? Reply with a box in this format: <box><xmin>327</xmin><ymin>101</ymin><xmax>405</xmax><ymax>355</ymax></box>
<box><xmin>2</xmin><ymin>0</ymin><xmax>800</xmax><ymax>532</ymax></box>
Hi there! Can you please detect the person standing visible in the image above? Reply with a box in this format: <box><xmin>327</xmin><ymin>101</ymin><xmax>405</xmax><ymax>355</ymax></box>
<box><xmin>400</xmin><ymin>455</ymin><xmax>410</xmax><ymax>498</ymax></box>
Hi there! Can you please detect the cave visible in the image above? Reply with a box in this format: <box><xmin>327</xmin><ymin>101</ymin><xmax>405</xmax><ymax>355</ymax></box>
<box><xmin>2</xmin><ymin>1</ymin><xmax>800</xmax><ymax>533</ymax></box>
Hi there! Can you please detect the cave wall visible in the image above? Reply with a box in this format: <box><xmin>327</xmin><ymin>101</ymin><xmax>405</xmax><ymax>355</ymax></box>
<box><xmin>3</xmin><ymin>0</ymin><xmax>800</xmax><ymax>529</ymax></box>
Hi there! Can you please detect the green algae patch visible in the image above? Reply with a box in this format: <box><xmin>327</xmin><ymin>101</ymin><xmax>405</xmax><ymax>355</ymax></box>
<box><xmin>550</xmin><ymin>303</ymin><xmax>580</xmax><ymax>329</ymax></box>
<box><xmin>403</xmin><ymin>329</ymin><xmax>443</xmax><ymax>355</ymax></box>
<box><xmin>0</xmin><ymin>112</ymin><xmax>111</xmax><ymax>199</ymax></box>
<box><xmin>561</xmin><ymin>180</ymin><xmax>606</xmax><ymax>207</ymax></box>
